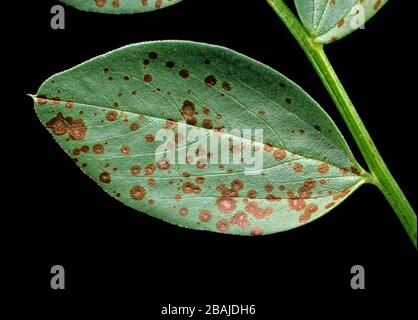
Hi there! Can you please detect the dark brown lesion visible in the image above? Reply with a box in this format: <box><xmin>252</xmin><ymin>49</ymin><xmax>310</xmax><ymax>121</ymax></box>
<box><xmin>46</xmin><ymin>112</ymin><xmax>87</xmax><ymax>141</ymax></box>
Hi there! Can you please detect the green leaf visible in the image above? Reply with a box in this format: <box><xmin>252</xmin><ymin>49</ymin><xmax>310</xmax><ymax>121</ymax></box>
<box><xmin>294</xmin><ymin>0</ymin><xmax>389</xmax><ymax>44</ymax></box>
<box><xmin>59</xmin><ymin>0</ymin><xmax>183</xmax><ymax>14</ymax></box>
<box><xmin>33</xmin><ymin>40</ymin><xmax>365</xmax><ymax>236</ymax></box>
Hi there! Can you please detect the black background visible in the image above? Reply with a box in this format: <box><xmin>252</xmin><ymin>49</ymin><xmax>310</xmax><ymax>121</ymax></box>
<box><xmin>7</xmin><ymin>0</ymin><xmax>417</xmax><ymax>317</ymax></box>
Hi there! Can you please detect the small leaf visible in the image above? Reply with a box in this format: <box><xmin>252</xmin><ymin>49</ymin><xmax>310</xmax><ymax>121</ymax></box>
<box><xmin>33</xmin><ymin>41</ymin><xmax>365</xmax><ymax>235</ymax></box>
<box><xmin>294</xmin><ymin>0</ymin><xmax>389</xmax><ymax>44</ymax></box>
<box><xmin>59</xmin><ymin>0</ymin><xmax>183</xmax><ymax>14</ymax></box>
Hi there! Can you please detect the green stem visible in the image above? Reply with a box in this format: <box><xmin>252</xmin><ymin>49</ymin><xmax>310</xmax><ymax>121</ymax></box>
<box><xmin>267</xmin><ymin>0</ymin><xmax>417</xmax><ymax>248</ymax></box>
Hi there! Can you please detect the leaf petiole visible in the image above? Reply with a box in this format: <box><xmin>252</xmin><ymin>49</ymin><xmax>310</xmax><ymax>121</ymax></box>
<box><xmin>267</xmin><ymin>0</ymin><xmax>417</xmax><ymax>248</ymax></box>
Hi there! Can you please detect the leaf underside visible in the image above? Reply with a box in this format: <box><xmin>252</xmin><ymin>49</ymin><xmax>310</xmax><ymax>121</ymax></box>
<box><xmin>59</xmin><ymin>0</ymin><xmax>183</xmax><ymax>14</ymax></box>
<box><xmin>33</xmin><ymin>41</ymin><xmax>364</xmax><ymax>236</ymax></box>
<box><xmin>294</xmin><ymin>0</ymin><xmax>389</xmax><ymax>44</ymax></box>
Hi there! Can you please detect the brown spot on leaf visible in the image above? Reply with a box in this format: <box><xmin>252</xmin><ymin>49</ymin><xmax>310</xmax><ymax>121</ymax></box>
<box><xmin>106</xmin><ymin>111</ymin><xmax>118</xmax><ymax>121</ymax></box>
<box><xmin>46</xmin><ymin>112</ymin><xmax>87</xmax><ymax>141</ymax></box>
<box><xmin>246</xmin><ymin>202</ymin><xmax>273</xmax><ymax>219</ymax></box>
<box><xmin>179</xmin><ymin>69</ymin><xmax>190</xmax><ymax>78</ymax></box>
<box><xmin>230</xmin><ymin>211</ymin><xmax>249</xmax><ymax>229</ymax></box>
<box><xmin>145</xmin><ymin>134</ymin><xmax>155</xmax><ymax>142</ymax></box>
<box><xmin>216</xmin><ymin>197</ymin><xmax>236</xmax><ymax>213</ymax></box>
<box><xmin>130</xmin><ymin>123</ymin><xmax>140</xmax><ymax>131</ymax></box>
<box><xmin>179</xmin><ymin>207</ymin><xmax>189</xmax><ymax>216</ymax></box>
<box><xmin>273</xmin><ymin>148</ymin><xmax>286</xmax><ymax>160</ymax></box>
<box><xmin>149</xmin><ymin>52</ymin><xmax>158</xmax><ymax>59</ymax></box>
<box><xmin>222</xmin><ymin>81</ymin><xmax>232</xmax><ymax>91</ymax></box>
<box><xmin>293</xmin><ymin>163</ymin><xmax>303</xmax><ymax>173</ymax></box>
<box><xmin>130</xmin><ymin>165</ymin><xmax>141</xmax><ymax>176</ymax></box>
<box><xmin>144</xmin><ymin>74</ymin><xmax>153</xmax><ymax>83</ymax></box>
<box><xmin>182</xmin><ymin>182</ymin><xmax>201</xmax><ymax>194</ymax></box>
<box><xmin>99</xmin><ymin>172</ymin><xmax>111</xmax><ymax>184</ymax></box>
<box><xmin>264</xmin><ymin>184</ymin><xmax>274</xmax><ymax>193</ymax></box>
<box><xmin>204</xmin><ymin>75</ymin><xmax>217</xmax><ymax>87</ymax></box>
<box><xmin>93</xmin><ymin>144</ymin><xmax>104</xmax><ymax>154</ymax></box>
<box><xmin>130</xmin><ymin>185</ymin><xmax>146</xmax><ymax>200</ymax></box>
<box><xmin>325</xmin><ymin>202</ymin><xmax>335</xmax><ymax>209</ymax></box>
<box><xmin>199</xmin><ymin>210</ymin><xmax>212</xmax><ymax>222</ymax></box>
<box><xmin>95</xmin><ymin>0</ymin><xmax>105</xmax><ymax>7</ymax></box>
<box><xmin>216</xmin><ymin>219</ymin><xmax>229</xmax><ymax>233</ymax></box>
<box><xmin>251</xmin><ymin>227</ymin><xmax>264</xmax><ymax>236</ymax></box>
<box><xmin>373</xmin><ymin>0</ymin><xmax>382</xmax><ymax>10</ymax></box>
<box><xmin>145</xmin><ymin>164</ymin><xmax>157</xmax><ymax>176</ymax></box>
<box><xmin>287</xmin><ymin>191</ymin><xmax>306</xmax><ymax>211</ymax></box>
<box><xmin>351</xmin><ymin>166</ymin><xmax>361</xmax><ymax>175</ymax></box>
<box><xmin>247</xmin><ymin>189</ymin><xmax>257</xmax><ymax>199</ymax></box>
<box><xmin>318</xmin><ymin>163</ymin><xmax>330</xmax><ymax>174</ymax></box>
<box><xmin>120</xmin><ymin>146</ymin><xmax>131</xmax><ymax>155</ymax></box>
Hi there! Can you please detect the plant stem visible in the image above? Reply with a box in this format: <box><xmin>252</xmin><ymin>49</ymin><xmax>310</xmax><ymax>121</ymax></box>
<box><xmin>267</xmin><ymin>0</ymin><xmax>417</xmax><ymax>248</ymax></box>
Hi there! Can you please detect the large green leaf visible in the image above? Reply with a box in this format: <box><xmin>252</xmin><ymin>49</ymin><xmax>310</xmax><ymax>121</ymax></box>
<box><xmin>294</xmin><ymin>0</ymin><xmax>389</xmax><ymax>44</ymax></box>
<box><xmin>59</xmin><ymin>0</ymin><xmax>183</xmax><ymax>14</ymax></box>
<box><xmin>33</xmin><ymin>41</ymin><xmax>365</xmax><ymax>235</ymax></box>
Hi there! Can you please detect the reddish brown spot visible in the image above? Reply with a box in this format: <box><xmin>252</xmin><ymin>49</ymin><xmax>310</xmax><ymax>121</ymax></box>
<box><xmin>247</xmin><ymin>189</ymin><xmax>257</xmax><ymax>199</ymax></box>
<box><xmin>222</xmin><ymin>81</ymin><xmax>232</xmax><ymax>91</ymax></box>
<box><xmin>320</xmin><ymin>179</ymin><xmax>327</xmax><ymax>185</ymax></box>
<box><xmin>373</xmin><ymin>0</ymin><xmax>382</xmax><ymax>10</ymax></box>
<box><xmin>91</xmin><ymin>144</ymin><xmax>104</xmax><ymax>155</ymax></box>
<box><xmin>264</xmin><ymin>184</ymin><xmax>274</xmax><ymax>193</ymax></box>
<box><xmin>293</xmin><ymin>163</ymin><xmax>303</xmax><ymax>173</ymax></box>
<box><xmin>333</xmin><ymin>188</ymin><xmax>351</xmax><ymax>201</ymax></box>
<box><xmin>130</xmin><ymin>165</ymin><xmax>141</xmax><ymax>176</ymax></box>
<box><xmin>81</xmin><ymin>145</ymin><xmax>89</xmax><ymax>153</ymax></box>
<box><xmin>175</xmin><ymin>194</ymin><xmax>182</xmax><ymax>201</ymax></box>
<box><xmin>46</xmin><ymin>112</ymin><xmax>87</xmax><ymax>141</ymax></box>
<box><xmin>196</xmin><ymin>161</ymin><xmax>206</xmax><ymax>169</ymax></box>
<box><xmin>130</xmin><ymin>123</ymin><xmax>140</xmax><ymax>131</ymax></box>
<box><xmin>182</xmin><ymin>182</ymin><xmax>201</xmax><ymax>194</ymax></box>
<box><xmin>287</xmin><ymin>191</ymin><xmax>306</xmax><ymax>211</ymax></box>
<box><xmin>65</xmin><ymin>101</ymin><xmax>73</xmax><ymax>109</ymax></box>
<box><xmin>246</xmin><ymin>202</ymin><xmax>273</xmax><ymax>219</ymax></box>
<box><xmin>216</xmin><ymin>197</ymin><xmax>236</xmax><ymax>213</ymax></box>
<box><xmin>95</xmin><ymin>0</ymin><xmax>105</xmax><ymax>7</ymax></box>
<box><xmin>181</xmin><ymin>100</ymin><xmax>197</xmax><ymax>125</ymax></box>
<box><xmin>273</xmin><ymin>148</ymin><xmax>286</xmax><ymax>160</ymax></box>
<box><xmin>195</xmin><ymin>176</ymin><xmax>205</xmax><ymax>184</ymax></box>
<box><xmin>325</xmin><ymin>202</ymin><xmax>335</xmax><ymax>209</ymax></box>
<box><xmin>230</xmin><ymin>211</ymin><xmax>249</xmax><ymax>229</ymax></box>
<box><xmin>264</xmin><ymin>144</ymin><xmax>273</xmax><ymax>153</ymax></box>
<box><xmin>145</xmin><ymin>164</ymin><xmax>157</xmax><ymax>176</ymax></box>
<box><xmin>120</xmin><ymin>146</ymin><xmax>131</xmax><ymax>155</ymax></box>
<box><xmin>147</xmin><ymin>178</ymin><xmax>156</xmax><ymax>186</ymax></box>
<box><xmin>145</xmin><ymin>134</ymin><xmax>155</xmax><ymax>142</ymax></box>
<box><xmin>155</xmin><ymin>0</ymin><xmax>162</xmax><ymax>9</ymax></box>
<box><xmin>251</xmin><ymin>227</ymin><xmax>264</xmax><ymax>236</ymax></box>
<box><xmin>144</xmin><ymin>74</ymin><xmax>153</xmax><ymax>83</ymax></box>
<box><xmin>130</xmin><ymin>185</ymin><xmax>146</xmax><ymax>201</ymax></box>
<box><xmin>340</xmin><ymin>168</ymin><xmax>349</xmax><ymax>174</ymax></box>
<box><xmin>179</xmin><ymin>207</ymin><xmax>189</xmax><ymax>216</ymax></box>
<box><xmin>199</xmin><ymin>210</ymin><xmax>212</xmax><ymax>222</ymax></box>
<box><xmin>266</xmin><ymin>194</ymin><xmax>281</xmax><ymax>202</ymax></box>
<box><xmin>330</xmin><ymin>0</ymin><xmax>335</xmax><ymax>6</ymax></box>
<box><xmin>279</xmin><ymin>185</ymin><xmax>286</xmax><ymax>191</ymax></box>
<box><xmin>112</xmin><ymin>0</ymin><xmax>120</xmax><ymax>8</ymax></box>
<box><xmin>351</xmin><ymin>166</ymin><xmax>361</xmax><ymax>175</ymax></box>
<box><xmin>99</xmin><ymin>172</ymin><xmax>111</xmax><ymax>184</ymax></box>
<box><xmin>179</xmin><ymin>69</ymin><xmax>190</xmax><ymax>78</ymax></box>
<box><xmin>216</xmin><ymin>219</ymin><xmax>229</xmax><ymax>233</ymax></box>
<box><xmin>157</xmin><ymin>158</ymin><xmax>170</xmax><ymax>170</ymax></box>
<box><xmin>36</xmin><ymin>97</ymin><xmax>48</xmax><ymax>105</ymax></box>
<box><xmin>204</xmin><ymin>75</ymin><xmax>217</xmax><ymax>87</ymax></box>
<box><xmin>106</xmin><ymin>111</ymin><xmax>118</xmax><ymax>121</ymax></box>
<box><xmin>318</xmin><ymin>163</ymin><xmax>330</xmax><ymax>174</ymax></box>
<box><xmin>182</xmin><ymin>172</ymin><xmax>191</xmax><ymax>178</ymax></box>
<box><xmin>337</xmin><ymin>19</ymin><xmax>345</xmax><ymax>28</ymax></box>
<box><xmin>73</xmin><ymin>148</ymin><xmax>81</xmax><ymax>156</ymax></box>
<box><xmin>202</xmin><ymin>119</ymin><xmax>213</xmax><ymax>129</ymax></box>
<box><xmin>299</xmin><ymin>204</ymin><xmax>319</xmax><ymax>223</ymax></box>
<box><xmin>331</xmin><ymin>36</ymin><xmax>338</xmax><ymax>42</ymax></box>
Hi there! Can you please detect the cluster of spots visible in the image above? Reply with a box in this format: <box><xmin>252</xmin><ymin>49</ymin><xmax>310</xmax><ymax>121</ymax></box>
<box><xmin>93</xmin><ymin>0</ymin><xmax>166</xmax><ymax>9</ymax></box>
<box><xmin>245</xmin><ymin>202</ymin><xmax>273</xmax><ymax>219</ymax></box>
<box><xmin>182</xmin><ymin>182</ymin><xmax>201</xmax><ymax>194</ymax></box>
<box><xmin>230</xmin><ymin>211</ymin><xmax>249</xmax><ymax>229</ymax></box>
<box><xmin>73</xmin><ymin>145</ymin><xmax>89</xmax><ymax>156</ymax></box>
<box><xmin>46</xmin><ymin>112</ymin><xmax>87</xmax><ymax>141</ymax></box>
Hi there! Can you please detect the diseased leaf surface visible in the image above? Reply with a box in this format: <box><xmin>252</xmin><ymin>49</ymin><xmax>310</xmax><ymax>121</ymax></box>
<box><xmin>33</xmin><ymin>41</ymin><xmax>365</xmax><ymax>235</ymax></box>
<box><xmin>294</xmin><ymin>0</ymin><xmax>389</xmax><ymax>44</ymax></box>
<box><xmin>59</xmin><ymin>0</ymin><xmax>182</xmax><ymax>14</ymax></box>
